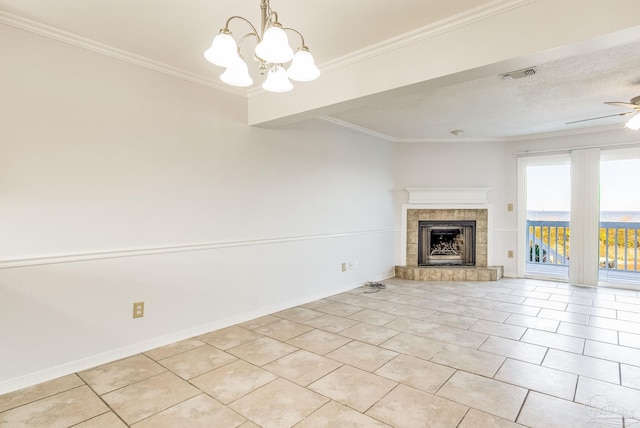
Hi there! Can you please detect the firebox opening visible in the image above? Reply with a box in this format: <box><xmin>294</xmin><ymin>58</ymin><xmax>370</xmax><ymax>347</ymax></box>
<box><xmin>418</xmin><ymin>220</ymin><xmax>476</xmax><ymax>266</ymax></box>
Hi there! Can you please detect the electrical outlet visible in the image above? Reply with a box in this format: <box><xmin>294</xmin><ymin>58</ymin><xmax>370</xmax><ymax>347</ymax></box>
<box><xmin>341</xmin><ymin>262</ymin><xmax>347</xmax><ymax>272</ymax></box>
<box><xmin>133</xmin><ymin>302</ymin><xmax>144</xmax><ymax>318</ymax></box>
<box><xmin>507</xmin><ymin>250</ymin><xmax>514</xmax><ymax>258</ymax></box>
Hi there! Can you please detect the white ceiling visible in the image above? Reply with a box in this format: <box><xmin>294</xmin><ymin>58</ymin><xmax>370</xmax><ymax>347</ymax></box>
<box><xmin>2</xmin><ymin>0</ymin><xmax>640</xmax><ymax>141</ymax></box>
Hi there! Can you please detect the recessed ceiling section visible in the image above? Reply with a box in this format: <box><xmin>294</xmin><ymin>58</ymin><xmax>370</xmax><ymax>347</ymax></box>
<box><xmin>325</xmin><ymin>40</ymin><xmax>640</xmax><ymax>141</ymax></box>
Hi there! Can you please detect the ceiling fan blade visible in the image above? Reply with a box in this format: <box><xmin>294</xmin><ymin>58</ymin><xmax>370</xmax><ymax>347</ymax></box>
<box><xmin>605</xmin><ymin>101</ymin><xmax>640</xmax><ymax>109</ymax></box>
<box><xmin>566</xmin><ymin>111</ymin><xmax>635</xmax><ymax>125</ymax></box>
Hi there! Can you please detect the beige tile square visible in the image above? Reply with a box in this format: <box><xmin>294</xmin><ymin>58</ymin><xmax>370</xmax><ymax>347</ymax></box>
<box><xmin>254</xmin><ymin>319</ymin><xmax>313</xmax><ymax>341</ymax></box>
<box><xmin>296</xmin><ymin>401</ymin><xmax>391</xmax><ymax>427</ymax></box>
<box><xmin>590</xmin><ymin>316</ymin><xmax>640</xmax><ymax>334</ymax></box>
<box><xmin>0</xmin><ymin>374</ymin><xmax>84</xmax><ymax>413</ymax></box>
<box><xmin>347</xmin><ymin>309</ymin><xmax>397</xmax><ymax>326</ymax></box>
<box><xmin>286</xmin><ymin>329</ymin><xmax>352</xmax><ymax>355</ymax></box>
<box><xmin>619</xmin><ymin>332</ymin><xmax>640</xmax><ymax>349</ymax></box>
<box><xmin>131</xmin><ymin>394</ymin><xmax>245</xmax><ymax>428</ymax></box>
<box><xmin>523</xmin><ymin>298</ymin><xmax>567</xmax><ymax>311</ymax></box>
<box><xmin>384</xmin><ymin>305</ymin><xmax>436</xmax><ymax>320</ymax></box>
<box><xmin>75</xmin><ymin>412</ymin><xmax>128</xmax><ymax>428</ymax></box>
<box><xmin>437</xmin><ymin>371</ymin><xmax>527</xmax><ymax>421</ymax></box>
<box><xmin>575</xmin><ymin>376</ymin><xmax>640</xmax><ymax>421</ymax></box>
<box><xmin>0</xmin><ymin>386</ymin><xmax>108</xmax><ymax>428</ymax></box>
<box><xmin>227</xmin><ymin>337</ymin><xmax>298</xmax><ymax>366</ymax></box>
<box><xmin>79</xmin><ymin>354</ymin><xmax>166</xmax><ymax>395</ymax></box>
<box><xmin>367</xmin><ymin>384</ymin><xmax>467</xmax><ymax>428</ymax></box>
<box><xmin>317</xmin><ymin>302</ymin><xmax>363</xmax><ymax>317</ymax></box>
<box><xmin>538</xmin><ymin>308</ymin><xmax>589</xmax><ymax>325</ymax></box>
<box><xmin>238</xmin><ymin>315</ymin><xmax>280</xmax><ymax>330</ymax></box>
<box><xmin>556</xmin><ymin>322</ymin><xmax>618</xmax><ymax>344</ymax></box>
<box><xmin>622</xmin><ymin>364</ymin><xmax>640</xmax><ymax>390</ymax></box>
<box><xmin>427</xmin><ymin>312</ymin><xmax>478</xmax><ymax>329</ymax></box>
<box><xmin>300</xmin><ymin>298</ymin><xmax>332</xmax><ymax>309</ymax></box>
<box><xmin>470</xmin><ymin>320</ymin><xmax>526</xmax><ymax>340</ymax></box>
<box><xmin>542</xmin><ymin>349</ymin><xmax>620</xmax><ymax>384</ymax></box>
<box><xmin>230</xmin><ymin>378</ymin><xmax>328</xmax><ymax>428</ymax></box>
<box><xmin>423</xmin><ymin>325</ymin><xmax>489</xmax><ymax>348</ymax></box>
<box><xmin>478</xmin><ymin>336</ymin><xmax>548</xmax><ymax>364</ymax></box>
<box><xmin>327</xmin><ymin>340</ymin><xmax>397</xmax><ymax>372</ymax></box>
<box><xmin>144</xmin><ymin>338</ymin><xmax>205</xmax><ymax>361</ymax></box>
<box><xmin>338</xmin><ymin>323</ymin><xmax>399</xmax><ymax>345</ymax></box>
<box><xmin>432</xmin><ymin>344</ymin><xmax>505</xmax><ymax>377</ymax></box>
<box><xmin>380</xmin><ymin>332</ymin><xmax>447</xmax><ymax>360</ymax></box>
<box><xmin>506</xmin><ymin>314</ymin><xmax>559</xmax><ymax>332</ymax></box>
<box><xmin>264</xmin><ymin>350</ymin><xmax>342</xmax><ymax>386</ymax></box>
<box><xmin>159</xmin><ymin>344</ymin><xmax>236</xmax><ymax>379</ymax></box>
<box><xmin>190</xmin><ymin>360</ymin><xmax>276</xmax><ymax>404</ymax></box>
<box><xmin>101</xmin><ymin>372</ymin><xmax>200</xmax><ymax>424</ymax></box>
<box><xmin>274</xmin><ymin>307</ymin><xmax>324</xmax><ymax>323</ymax></box>
<box><xmin>459</xmin><ymin>409</ymin><xmax>523</xmax><ymax>428</ymax></box>
<box><xmin>308</xmin><ymin>365</ymin><xmax>396</xmax><ymax>412</ymax></box>
<box><xmin>384</xmin><ymin>317</ymin><xmax>441</xmax><ymax>337</ymax></box>
<box><xmin>493</xmin><ymin>302</ymin><xmax>540</xmax><ymax>316</ymax></box>
<box><xmin>566</xmin><ymin>304</ymin><xmax>616</xmax><ymax>318</ymax></box>
<box><xmin>521</xmin><ymin>329</ymin><xmax>585</xmax><ymax>354</ymax></box>
<box><xmin>517</xmin><ymin>391</ymin><xmax>622</xmax><ymax>427</ymax></box>
<box><xmin>198</xmin><ymin>326</ymin><xmax>263</xmax><ymax>350</ymax></box>
<box><xmin>303</xmin><ymin>314</ymin><xmax>359</xmax><ymax>333</ymax></box>
<box><xmin>494</xmin><ymin>358</ymin><xmax>577</xmax><ymax>400</ymax></box>
<box><xmin>584</xmin><ymin>340</ymin><xmax>640</xmax><ymax>366</ymax></box>
<box><xmin>375</xmin><ymin>354</ymin><xmax>455</xmax><ymax>393</ymax></box>
<box><xmin>460</xmin><ymin>307</ymin><xmax>510</xmax><ymax>322</ymax></box>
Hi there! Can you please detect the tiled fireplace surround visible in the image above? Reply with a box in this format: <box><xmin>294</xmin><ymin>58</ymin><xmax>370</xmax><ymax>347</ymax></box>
<box><xmin>395</xmin><ymin>189</ymin><xmax>503</xmax><ymax>281</ymax></box>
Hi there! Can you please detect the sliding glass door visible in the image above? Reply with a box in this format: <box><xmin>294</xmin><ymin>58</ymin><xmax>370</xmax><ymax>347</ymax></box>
<box><xmin>599</xmin><ymin>148</ymin><xmax>640</xmax><ymax>285</ymax></box>
<box><xmin>524</xmin><ymin>155</ymin><xmax>571</xmax><ymax>280</ymax></box>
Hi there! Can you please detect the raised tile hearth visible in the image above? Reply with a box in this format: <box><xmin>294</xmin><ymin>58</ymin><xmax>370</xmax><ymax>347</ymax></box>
<box><xmin>395</xmin><ymin>265</ymin><xmax>504</xmax><ymax>281</ymax></box>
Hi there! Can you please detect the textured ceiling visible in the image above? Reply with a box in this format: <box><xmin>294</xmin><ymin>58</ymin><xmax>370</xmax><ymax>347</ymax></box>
<box><xmin>327</xmin><ymin>41</ymin><xmax>640</xmax><ymax>140</ymax></box>
<box><xmin>1</xmin><ymin>0</ymin><xmax>640</xmax><ymax>140</ymax></box>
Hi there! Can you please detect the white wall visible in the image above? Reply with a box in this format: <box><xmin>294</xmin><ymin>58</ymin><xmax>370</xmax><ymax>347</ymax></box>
<box><xmin>0</xmin><ymin>24</ymin><xmax>395</xmax><ymax>392</ymax></box>
<box><xmin>393</xmin><ymin>141</ymin><xmax>511</xmax><ymax>271</ymax></box>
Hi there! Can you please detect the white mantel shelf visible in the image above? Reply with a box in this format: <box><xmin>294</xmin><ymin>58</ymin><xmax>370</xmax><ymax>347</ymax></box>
<box><xmin>406</xmin><ymin>188</ymin><xmax>494</xmax><ymax>205</ymax></box>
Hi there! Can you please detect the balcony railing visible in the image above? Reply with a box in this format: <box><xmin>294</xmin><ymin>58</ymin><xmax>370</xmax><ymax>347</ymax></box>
<box><xmin>526</xmin><ymin>220</ymin><xmax>640</xmax><ymax>282</ymax></box>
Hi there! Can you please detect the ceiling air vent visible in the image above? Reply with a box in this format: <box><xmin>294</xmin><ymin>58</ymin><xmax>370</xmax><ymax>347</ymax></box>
<box><xmin>500</xmin><ymin>67</ymin><xmax>537</xmax><ymax>80</ymax></box>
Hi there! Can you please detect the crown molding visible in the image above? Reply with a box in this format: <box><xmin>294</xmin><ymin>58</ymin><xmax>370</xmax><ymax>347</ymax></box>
<box><xmin>318</xmin><ymin>116</ymin><xmax>396</xmax><ymax>141</ymax></box>
<box><xmin>318</xmin><ymin>0</ymin><xmax>535</xmax><ymax>75</ymax></box>
<box><xmin>1</xmin><ymin>1</ymin><xmax>534</xmax><ymax>99</ymax></box>
<box><xmin>0</xmin><ymin>10</ymin><xmax>247</xmax><ymax>96</ymax></box>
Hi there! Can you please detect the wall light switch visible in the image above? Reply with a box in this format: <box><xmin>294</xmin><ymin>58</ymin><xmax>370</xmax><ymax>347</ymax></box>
<box><xmin>507</xmin><ymin>203</ymin><xmax>514</xmax><ymax>212</ymax></box>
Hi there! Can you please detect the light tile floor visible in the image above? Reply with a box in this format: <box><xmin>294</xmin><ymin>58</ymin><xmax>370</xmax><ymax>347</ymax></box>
<box><xmin>2</xmin><ymin>277</ymin><xmax>640</xmax><ymax>427</ymax></box>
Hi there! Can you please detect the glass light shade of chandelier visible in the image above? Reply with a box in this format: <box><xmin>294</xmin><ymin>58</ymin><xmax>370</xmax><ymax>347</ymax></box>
<box><xmin>220</xmin><ymin>57</ymin><xmax>253</xmax><ymax>87</ymax></box>
<box><xmin>287</xmin><ymin>49</ymin><xmax>320</xmax><ymax>82</ymax></box>
<box><xmin>262</xmin><ymin>65</ymin><xmax>293</xmax><ymax>92</ymax></box>
<box><xmin>203</xmin><ymin>0</ymin><xmax>318</xmax><ymax>92</ymax></box>
<box><xmin>204</xmin><ymin>32</ymin><xmax>238</xmax><ymax>67</ymax></box>
<box><xmin>255</xmin><ymin>26</ymin><xmax>294</xmax><ymax>64</ymax></box>
<box><xmin>625</xmin><ymin>113</ymin><xmax>640</xmax><ymax>130</ymax></box>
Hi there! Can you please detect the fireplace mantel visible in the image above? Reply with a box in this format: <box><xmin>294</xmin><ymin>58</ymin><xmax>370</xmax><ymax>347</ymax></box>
<box><xmin>406</xmin><ymin>188</ymin><xmax>494</xmax><ymax>205</ymax></box>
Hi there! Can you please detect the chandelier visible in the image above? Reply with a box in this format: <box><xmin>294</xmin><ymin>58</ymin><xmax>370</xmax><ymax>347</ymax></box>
<box><xmin>204</xmin><ymin>0</ymin><xmax>320</xmax><ymax>92</ymax></box>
